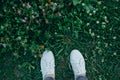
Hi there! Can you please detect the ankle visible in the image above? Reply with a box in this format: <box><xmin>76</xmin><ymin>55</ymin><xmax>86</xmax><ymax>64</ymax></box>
<box><xmin>76</xmin><ymin>73</ymin><xmax>86</xmax><ymax>77</ymax></box>
<box><xmin>75</xmin><ymin>73</ymin><xmax>86</xmax><ymax>79</ymax></box>
<box><xmin>76</xmin><ymin>75</ymin><xmax>87</xmax><ymax>80</ymax></box>
<box><xmin>44</xmin><ymin>76</ymin><xmax>55</xmax><ymax>80</ymax></box>
<box><xmin>44</xmin><ymin>74</ymin><xmax>54</xmax><ymax>79</ymax></box>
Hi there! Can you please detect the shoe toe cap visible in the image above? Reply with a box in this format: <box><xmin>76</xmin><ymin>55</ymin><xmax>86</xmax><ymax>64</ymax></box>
<box><xmin>70</xmin><ymin>49</ymin><xmax>84</xmax><ymax>62</ymax></box>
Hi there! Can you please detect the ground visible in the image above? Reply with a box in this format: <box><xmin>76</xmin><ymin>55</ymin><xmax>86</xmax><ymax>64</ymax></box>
<box><xmin>0</xmin><ymin>0</ymin><xmax>120</xmax><ymax>80</ymax></box>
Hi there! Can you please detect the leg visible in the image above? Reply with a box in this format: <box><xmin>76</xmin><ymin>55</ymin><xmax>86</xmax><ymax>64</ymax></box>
<box><xmin>76</xmin><ymin>76</ymin><xmax>88</xmax><ymax>80</ymax></box>
<box><xmin>70</xmin><ymin>49</ymin><xmax>88</xmax><ymax>80</ymax></box>
<box><xmin>44</xmin><ymin>77</ymin><xmax>54</xmax><ymax>80</ymax></box>
<box><xmin>41</xmin><ymin>50</ymin><xmax>55</xmax><ymax>80</ymax></box>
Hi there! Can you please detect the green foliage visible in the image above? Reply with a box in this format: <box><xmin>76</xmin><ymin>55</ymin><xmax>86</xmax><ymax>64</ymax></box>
<box><xmin>0</xmin><ymin>0</ymin><xmax>120</xmax><ymax>80</ymax></box>
<box><xmin>72</xmin><ymin>0</ymin><xmax>80</xmax><ymax>6</ymax></box>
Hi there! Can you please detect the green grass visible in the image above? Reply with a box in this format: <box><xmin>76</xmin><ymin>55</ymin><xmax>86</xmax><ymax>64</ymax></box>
<box><xmin>0</xmin><ymin>0</ymin><xmax>120</xmax><ymax>80</ymax></box>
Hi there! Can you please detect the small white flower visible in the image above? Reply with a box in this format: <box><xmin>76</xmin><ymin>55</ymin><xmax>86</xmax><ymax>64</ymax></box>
<box><xmin>86</xmin><ymin>23</ymin><xmax>90</xmax><ymax>26</ymax></box>
<box><xmin>105</xmin><ymin>43</ymin><xmax>108</xmax><ymax>47</ymax></box>
<box><xmin>18</xmin><ymin>36</ymin><xmax>21</xmax><ymax>40</ymax></box>
<box><xmin>96</xmin><ymin>21</ymin><xmax>100</xmax><ymax>24</ymax></box>
<box><xmin>101</xmin><ymin>58</ymin><xmax>104</xmax><ymax>62</ymax></box>
<box><xmin>32</xmin><ymin>15</ymin><xmax>35</xmax><ymax>19</ymax></box>
<box><xmin>103</xmin><ymin>6</ymin><xmax>106</xmax><ymax>9</ymax></box>
<box><xmin>101</xmin><ymin>24</ymin><xmax>106</xmax><ymax>29</ymax></box>
<box><xmin>82</xmin><ymin>3</ymin><xmax>85</xmax><ymax>6</ymax></box>
<box><xmin>54</xmin><ymin>3</ymin><xmax>57</xmax><ymax>6</ymax></box>
<box><xmin>39</xmin><ymin>6</ymin><xmax>42</xmax><ymax>9</ymax></box>
<box><xmin>116</xmin><ymin>0</ymin><xmax>119</xmax><ymax>2</ymax></box>
<box><xmin>89</xmin><ymin>13</ymin><xmax>92</xmax><ymax>16</ymax></box>
<box><xmin>98</xmin><ymin>1</ymin><xmax>102</xmax><ymax>5</ymax></box>
<box><xmin>18</xmin><ymin>10</ymin><xmax>21</xmax><ymax>15</ymax></box>
<box><xmin>54</xmin><ymin>32</ymin><xmax>57</xmax><ymax>34</ymax></box>
<box><xmin>110</xmin><ymin>43</ymin><xmax>112</xmax><ymax>46</ymax></box>
<box><xmin>86</xmin><ymin>10</ymin><xmax>90</xmax><ymax>13</ymax></box>
<box><xmin>22</xmin><ymin>19</ymin><xmax>26</xmax><ymax>23</ymax></box>
<box><xmin>30</xmin><ymin>28</ymin><xmax>33</xmax><ymax>30</ymax></box>
<box><xmin>96</xmin><ymin>46</ymin><xmax>99</xmax><ymax>49</ymax></box>
<box><xmin>95</xmin><ymin>8</ymin><xmax>98</xmax><ymax>11</ymax></box>
<box><xmin>115</xmin><ymin>7</ymin><xmax>118</xmax><ymax>9</ymax></box>
<box><xmin>105</xmin><ymin>20</ymin><xmax>109</xmax><ymax>23</ymax></box>
<box><xmin>113</xmin><ymin>36</ymin><xmax>117</xmax><ymax>39</ymax></box>
<box><xmin>34</xmin><ymin>55</ymin><xmax>37</xmax><ymax>58</ymax></box>
<box><xmin>12</xmin><ymin>6</ymin><xmax>15</xmax><ymax>9</ymax></box>
<box><xmin>102</xmin><ymin>37</ymin><xmax>105</xmax><ymax>39</ymax></box>
<box><xmin>58</xmin><ymin>12</ymin><xmax>62</xmax><ymax>16</ymax></box>
<box><xmin>68</xmin><ymin>27</ymin><xmax>70</xmax><ymax>29</ymax></box>
<box><xmin>27</xmin><ymin>3</ymin><xmax>31</xmax><ymax>9</ymax></box>
<box><xmin>91</xmin><ymin>32</ymin><xmax>95</xmax><ymax>37</ymax></box>
<box><xmin>102</xmin><ymin>22</ymin><xmax>106</xmax><ymax>25</ymax></box>
<box><xmin>97</xmin><ymin>35</ymin><xmax>100</xmax><ymax>38</ymax></box>
<box><xmin>113</xmin><ymin>52</ymin><xmax>117</xmax><ymax>55</ymax></box>
<box><xmin>93</xmin><ymin>10</ymin><xmax>96</xmax><ymax>14</ymax></box>
<box><xmin>52</xmin><ymin>3</ymin><xmax>57</xmax><ymax>11</ymax></box>
<box><xmin>89</xmin><ymin>29</ymin><xmax>92</xmax><ymax>33</ymax></box>
<box><xmin>22</xmin><ymin>3</ymin><xmax>26</xmax><ymax>7</ymax></box>
<box><xmin>104</xmin><ymin>16</ymin><xmax>107</xmax><ymax>20</ymax></box>
<box><xmin>2</xmin><ymin>43</ymin><xmax>7</xmax><ymax>48</ymax></box>
<box><xmin>24</xmin><ymin>17</ymin><xmax>27</xmax><ymax>20</ymax></box>
<box><xmin>42</xmin><ymin>9</ymin><xmax>45</xmax><ymax>12</ymax></box>
<box><xmin>98</xmin><ymin>41</ymin><xmax>101</xmax><ymax>44</ymax></box>
<box><xmin>109</xmin><ymin>28</ymin><xmax>112</xmax><ymax>31</ymax></box>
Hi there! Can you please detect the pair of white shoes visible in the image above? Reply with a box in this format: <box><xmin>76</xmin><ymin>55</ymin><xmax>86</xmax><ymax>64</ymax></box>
<box><xmin>41</xmin><ymin>49</ymin><xmax>86</xmax><ymax>79</ymax></box>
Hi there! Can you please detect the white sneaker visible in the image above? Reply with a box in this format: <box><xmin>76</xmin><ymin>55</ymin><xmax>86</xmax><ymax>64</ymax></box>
<box><xmin>70</xmin><ymin>49</ymin><xmax>86</xmax><ymax>79</ymax></box>
<box><xmin>41</xmin><ymin>50</ymin><xmax>55</xmax><ymax>80</ymax></box>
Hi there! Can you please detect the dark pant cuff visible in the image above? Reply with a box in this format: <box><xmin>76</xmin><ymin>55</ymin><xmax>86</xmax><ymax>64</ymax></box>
<box><xmin>76</xmin><ymin>76</ymin><xmax>88</xmax><ymax>80</ymax></box>
<box><xmin>44</xmin><ymin>77</ymin><xmax>54</xmax><ymax>80</ymax></box>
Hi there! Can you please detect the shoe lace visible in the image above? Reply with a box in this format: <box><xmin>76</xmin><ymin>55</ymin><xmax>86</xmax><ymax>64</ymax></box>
<box><xmin>45</xmin><ymin>60</ymin><xmax>54</xmax><ymax>74</ymax></box>
<box><xmin>76</xmin><ymin>63</ymin><xmax>81</xmax><ymax>73</ymax></box>
<box><xmin>73</xmin><ymin>60</ymin><xmax>84</xmax><ymax>74</ymax></box>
